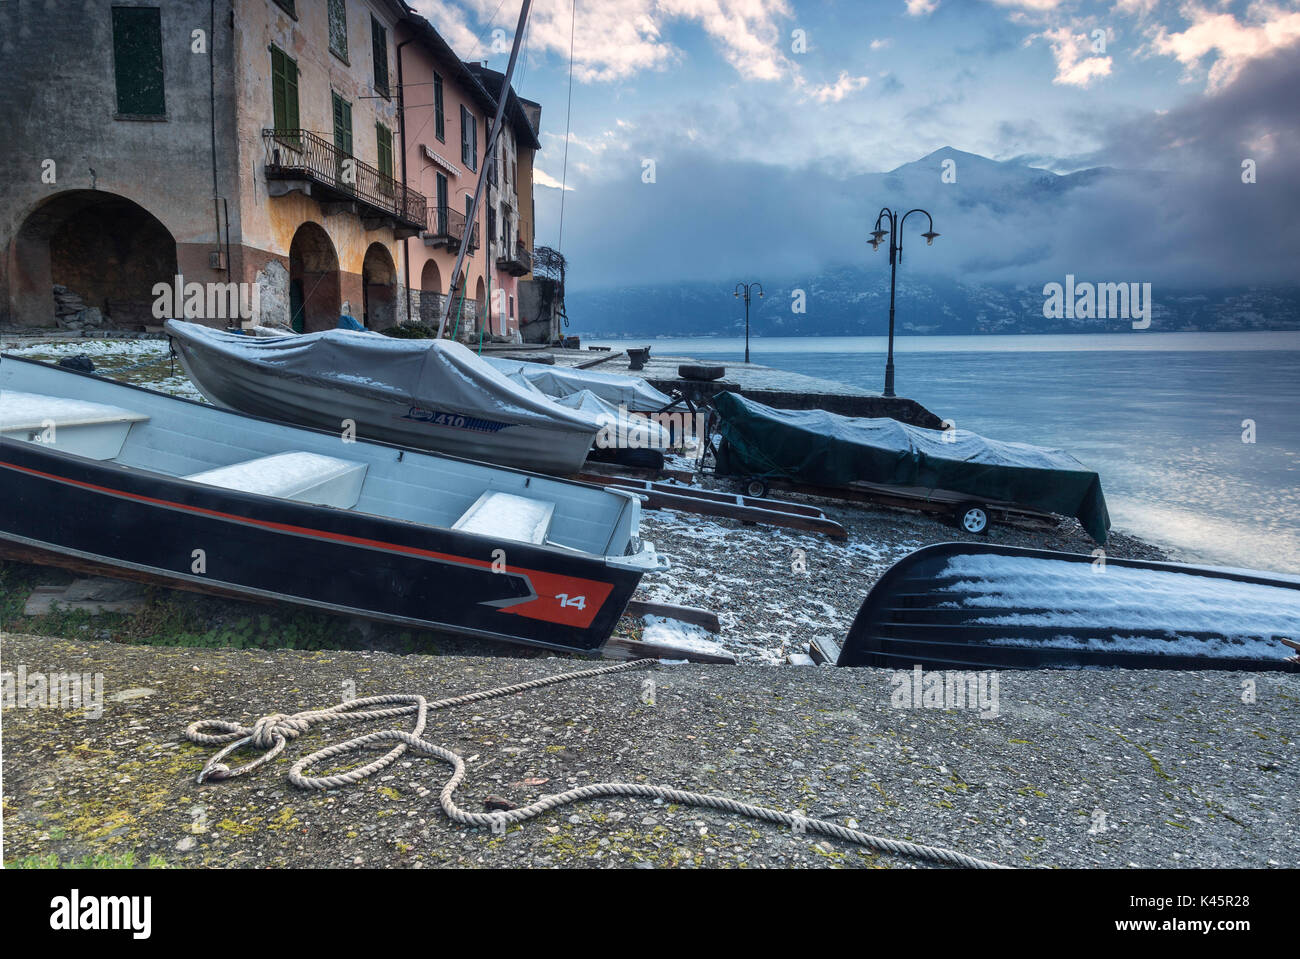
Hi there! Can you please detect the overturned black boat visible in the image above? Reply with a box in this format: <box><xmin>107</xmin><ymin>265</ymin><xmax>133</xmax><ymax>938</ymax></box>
<box><xmin>0</xmin><ymin>355</ymin><xmax>666</xmax><ymax>655</ymax></box>
<box><xmin>838</xmin><ymin>543</ymin><xmax>1300</xmax><ymax>671</ymax></box>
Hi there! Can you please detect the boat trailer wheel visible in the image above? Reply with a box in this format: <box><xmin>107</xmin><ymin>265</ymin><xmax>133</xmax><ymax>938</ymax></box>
<box><xmin>958</xmin><ymin>503</ymin><xmax>990</xmax><ymax>534</ymax></box>
<box><xmin>744</xmin><ymin>478</ymin><xmax>769</xmax><ymax>499</ymax></box>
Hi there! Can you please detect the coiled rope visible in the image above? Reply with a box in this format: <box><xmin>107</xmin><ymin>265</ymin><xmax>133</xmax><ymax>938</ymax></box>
<box><xmin>186</xmin><ymin>658</ymin><xmax>1006</xmax><ymax>869</ymax></box>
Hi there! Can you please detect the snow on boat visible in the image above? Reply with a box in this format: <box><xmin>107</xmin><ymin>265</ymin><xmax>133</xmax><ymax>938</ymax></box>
<box><xmin>713</xmin><ymin>391</ymin><xmax>1111</xmax><ymax>543</ymax></box>
<box><xmin>0</xmin><ymin>355</ymin><xmax>667</xmax><ymax>655</ymax></box>
<box><xmin>164</xmin><ymin>321</ymin><xmax>664</xmax><ymax>476</ymax></box>
<box><xmin>837</xmin><ymin>543</ymin><xmax>1300</xmax><ymax>671</ymax></box>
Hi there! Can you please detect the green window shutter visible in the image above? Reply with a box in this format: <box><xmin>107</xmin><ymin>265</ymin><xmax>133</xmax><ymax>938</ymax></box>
<box><xmin>460</xmin><ymin>105</ymin><xmax>470</xmax><ymax>167</ymax></box>
<box><xmin>376</xmin><ymin>123</ymin><xmax>393</xmax><ymax>179</ymax></box>
<box><xmin>112</xmin><ymin>7</ymin><xmax>165</xmax><ymax>116</ymax></box>
<box><xmin>270</xmin><ymin>46</ymin><xmax>299</xmax><ymax>131</ymax></box>
<box><xmin>332</xmin><ymin>94</ymin><xmax>353</xmax><ymax>154</ymax></box>
<box><xmin>371</xmin><ymin>16</ymin><xmax>389</xmax><ymax>96</ymax></box>
<box><xmin>434</xmin><ymin>73</ymin><xmax>444</xmax><ymax>141</ymax></box>
<box><xmin>436</xmin><ymin>173</ymin><xmax>448</xmax><ymax>230</ymax></box>
<box><xmin>328</xmin><ymin>0</ymin><xmax>348</xmax><ymax>60</ymax></box>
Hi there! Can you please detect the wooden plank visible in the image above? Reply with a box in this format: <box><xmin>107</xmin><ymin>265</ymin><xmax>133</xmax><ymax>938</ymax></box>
<box><xmin>603</xmin><ymin>636</ymin><xmax>736</xmax><ymax>665</ymax></box>
<box><xmin>808</xmin><ymin>635</ymin><xmax>842</xmax><ymax>666</ymax></box>
<box><xmin>624</xmin><ymin>599</ymin><xmax>721</xmax><ymax>633</ymax></box>
<box><xmin>611</xmin><ymin>484</ymin><xmax>848</xmax><ymax>539</ymax></box>
<box><xmin>576</xmin><ymin>350</ymin><xmax>624</xmax><ymax>370</ymax></box>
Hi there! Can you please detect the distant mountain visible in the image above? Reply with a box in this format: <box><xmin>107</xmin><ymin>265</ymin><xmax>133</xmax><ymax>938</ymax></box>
<box><xmin>567</xmin><ymin>268</ymin><xmax>1300</xmax><ymax>338</ymax></box>
<box><xmin>564</xmin><ymin>146</ymin><xmax>1299</xmax><ymax>337</ymax></box>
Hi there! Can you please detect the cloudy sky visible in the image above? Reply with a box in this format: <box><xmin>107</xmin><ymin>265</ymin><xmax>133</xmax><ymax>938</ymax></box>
<box><xmin>412</xmin><ymin>0</ymin><xmax>1300</xmax><ymax>290</ymax></box>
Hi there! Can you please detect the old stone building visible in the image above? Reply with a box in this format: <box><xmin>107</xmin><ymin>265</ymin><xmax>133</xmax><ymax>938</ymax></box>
<box><xmin>0</xmin><ymin>0</ymin><xmax>536</xmax><ymax>338</ymax></box>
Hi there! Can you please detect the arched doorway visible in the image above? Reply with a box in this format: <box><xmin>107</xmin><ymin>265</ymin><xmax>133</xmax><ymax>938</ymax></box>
<box><xmin>288</xmin><ymin>223</ymin><xmax>340</xmax><ymax>333</ymax></box>
<box><xmin>362</xmin><ymin>243</ymin><xmax>397</xmax><ymax>330</ymax></box>
<box><xmin>8</xmin><ymin>190</ymin><xmax>176</xmax><ymax>328</ymax></box>
<box><xmin>419</xmin><ymin>260</ymin><xmax>442</xmax><ymax>326</ymax></box>
<box><xmin>473</xmin><ymin>276</ymin><xmax>486</xmax><ymax>335</ymax></box>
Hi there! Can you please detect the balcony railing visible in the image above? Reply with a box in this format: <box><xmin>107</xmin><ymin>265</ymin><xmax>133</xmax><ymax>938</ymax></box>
<box><xmin>496</xmin><ymin>241</ymin><xmax>532</xmax><ymax>277</ymax></box>
<box><xmin>262</xmin><ymin>129</ymin><xmax>426</xmax><ymax>229</ymax></box>
<box><xmin>424</xmin><ymin>205</ymin><xmax>479</xmax><ymax>252</ymax></box>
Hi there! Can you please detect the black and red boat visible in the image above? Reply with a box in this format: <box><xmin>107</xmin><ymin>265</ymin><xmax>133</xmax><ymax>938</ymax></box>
<box><xmin>0</xmin><ymin>355</ymin><xmax>667</xmax><ymax>654</ymax></box>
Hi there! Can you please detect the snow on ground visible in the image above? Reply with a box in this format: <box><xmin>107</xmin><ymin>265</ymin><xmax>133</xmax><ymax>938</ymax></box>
<box><xmin>4</xmin><ymin>339</ymin><xmax>207</xmax><ymax>402</ymax></box>
<box><xmin>636</xmin><ymin>507</ymin><xmax>924</xmax><ymax>663</ymax></box>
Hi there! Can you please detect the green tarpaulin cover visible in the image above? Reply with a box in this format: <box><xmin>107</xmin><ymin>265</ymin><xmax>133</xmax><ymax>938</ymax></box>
<box><xmin>713</xmin><ymin>391</ymin><xmax>1110</xmax><ymax>543</ymax></box>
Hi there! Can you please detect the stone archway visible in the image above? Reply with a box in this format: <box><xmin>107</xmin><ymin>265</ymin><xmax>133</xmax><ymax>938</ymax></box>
<box><xmin>362</xmin><ymin>243</ymin><xmax>397</xmax><ymax>330</ymax></box>
<box><xmin>7</xmin><ymin>190</ymin><xmax>177</xmax><ymax>328</ymax></box>
<box><xmin>419</xmin><ymin>259</ymin><xmax>443</xmax><ymax>326</ymax></box>
<box><xmin>473</xmin><ymin>276</ymin><xmax>486</xmax><ymax>335</ymax></box>
<box><xmin>288</xmin><ymin>223</ymin><xmax>341</xmax><ymax>333</ymax></box>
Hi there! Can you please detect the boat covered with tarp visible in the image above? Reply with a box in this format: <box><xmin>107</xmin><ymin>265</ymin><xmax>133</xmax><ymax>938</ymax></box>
<box><xmin>484</xmin><ymin>357</ymin><xmax>674</xmax><ymax>412</ymax></box>
<box><xmin>712</xmin><ymin>391</ymin><xmax>1110</xmax><ymax>543</ymax></box>
<box><xmin>837</xmin><ymin>543</ymin><xmax>1300</xmax><ymax>671</ymax></box>
<box><xmin>166</xmin><ymin>322</ymin><xmax>665</xmax><ymax>475</ymax></box>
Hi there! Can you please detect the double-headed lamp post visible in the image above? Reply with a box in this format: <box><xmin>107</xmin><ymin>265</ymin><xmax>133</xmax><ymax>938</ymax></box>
<box><xmin>869</xmin><ymin>208</ymin><xmax>939</xmax><ymax>398</ymax></box>
<box><xmin>734</xmin><ymin>281</ymin><xmax>763</xmax><ymax>364</ymax></box>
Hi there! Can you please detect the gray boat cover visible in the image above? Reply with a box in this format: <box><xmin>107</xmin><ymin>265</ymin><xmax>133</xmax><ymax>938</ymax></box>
<box><xmin>484</xmin><ymin>357</ymin><xmax>674</xmax><ymax>411</ymax></box>
<box><xmin>165</xmin><ymin>322</ymin><xmax>602</xmax><ymax>432</ymax></box>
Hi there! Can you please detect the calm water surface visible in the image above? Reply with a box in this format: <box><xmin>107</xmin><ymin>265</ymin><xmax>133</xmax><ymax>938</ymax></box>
<box><xmin>594</xmin><ymin>332</ymin><xmax>1300</xmax><ymax>573</ymax></box>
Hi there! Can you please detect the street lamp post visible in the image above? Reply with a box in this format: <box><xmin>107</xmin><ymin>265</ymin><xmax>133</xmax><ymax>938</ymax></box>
<box><xmin>869</xmin><ymin>208</ymin><xmax>939</xmax><ymax>398</ymax></box>
<box><xmin>734</xmin><ymin>281</ymin><xmax>763</xmax><ymax>364</ymax></box>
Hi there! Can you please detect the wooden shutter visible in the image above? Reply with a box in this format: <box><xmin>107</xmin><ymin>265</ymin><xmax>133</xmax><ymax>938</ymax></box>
<box><xmin>461</xmin><ymin>105</ymin><xmax>471</xmax><ymax>167</ymax></box>
<box><xmin>434</xmin><ymin>74</ymin><xmax>444</xmax><ymax>141</ymax></box>
<box><xmin>376</xmin><ymin>123</ymin><xmax>393</xmax><ymax>179</ymax></box>
<box><xmin>112</xmin><ymin>7</ymin><xmax>165</xmax><ymax>116</ymax></box>
<box><xmin>270</xmin><ymin>47</ymin><xmax>299</xmax><ymax>132</ymax></box>
<box><xmin>371</xmin><ymin>17</ymin><xmax>389</xmax><ymax>96</ymax></box>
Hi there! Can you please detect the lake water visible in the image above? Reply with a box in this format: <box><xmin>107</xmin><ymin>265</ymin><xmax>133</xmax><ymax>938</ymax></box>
<box><xmin>593</xmin><ymin>332</ymin><xmax>1300</xmax><ymax>573</ymax></box>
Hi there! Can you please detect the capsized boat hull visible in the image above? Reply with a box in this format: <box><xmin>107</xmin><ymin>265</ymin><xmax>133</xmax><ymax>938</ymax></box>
<box><xmin>837</xmin><ymin>543</ymin><xmax>1300</xmax><ymax>671</ymax></box>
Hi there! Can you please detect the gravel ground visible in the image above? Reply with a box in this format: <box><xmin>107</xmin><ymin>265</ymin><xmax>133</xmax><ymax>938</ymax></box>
<box><xmin>636</xmin><ymin>495</ymin><xmax>1169</xmax><ymax>663</ymax></box>
<box><xmin>2</xmin><ymin>633</ymin><xmax>1296</xmax><ymax>869</ymax></box>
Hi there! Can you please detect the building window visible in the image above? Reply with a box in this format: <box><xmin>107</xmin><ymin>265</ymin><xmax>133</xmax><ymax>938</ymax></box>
<box><xmin>270</xmin><ymin>45</ymin><xmax>299</xmax><ymax>133</ymax></box>
<box><xmin>460</xmin><ymin>104</ymin><xmax>477</xmax><ymax>172</ymax></box>
<box><xmin>112</xmin><ymin>6</ymin><xmax>165</xmax><ymax>117</ymax></box>
<box><xmin>332</xmin><ymin>93</ymin><xmax>353</xmax><ymax>153</ymax></box>
<box><xmin>509</xmin><ymin>295</ymin><xmax>514</xmax><ymax>319</ymax></box>
<box><xmin>435</xmin><ymin>173</ymin><xmax>448</xmax><ymax>232</ymax></box>
<box><xmin>433</xmin><ymin>73</ymin><xmax>445</xmax><ymax>142</ymax></box>
<box><xmin>371</xmin><ymin>16</ymin><xmax>389</xmax><ymax>98</ymax></box>
<box><xmin>273</xmin><ymin>0</ymin><xmax>296</xmax><ymax>17</ymax></box>
<box><xmin>376</xmin><ymin>122</ymin><xmax>393</xmax><ymax>179</ymax></box>
<box><xmin>327</xmin><ymin>0</ymin><xmax>347</xmax><ymax>62</ymax></box>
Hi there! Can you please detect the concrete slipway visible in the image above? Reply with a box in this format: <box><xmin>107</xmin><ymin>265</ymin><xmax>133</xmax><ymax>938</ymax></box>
<box><xmin>2</xmin><ymin>632</ymin><xmax>1296</xmax><ymax>869</ymax></box>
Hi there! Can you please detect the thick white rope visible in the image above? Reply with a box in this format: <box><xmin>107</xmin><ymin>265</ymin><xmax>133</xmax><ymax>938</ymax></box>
<box><xmin>186</xmin><ymin>658</ymin><xmax>1007</xmax><ymax>869</ymax></box>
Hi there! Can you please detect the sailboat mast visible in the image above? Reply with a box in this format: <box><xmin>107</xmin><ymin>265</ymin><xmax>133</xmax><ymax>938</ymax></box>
<box><xmin>437</xmin><ymin>0</ymin><xmax>534</xmax><ymax>339</ymax></box>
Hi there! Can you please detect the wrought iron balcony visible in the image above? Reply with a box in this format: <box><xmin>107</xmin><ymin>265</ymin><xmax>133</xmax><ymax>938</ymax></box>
<box><xmin>423</xmin><ymin>205</ymin><xmax>480</xmax><ymax>252</ymax></box>
<box><xmin>262</xmin><ymin>129</ymin><xmax>426</xmax><ymax>231</ymax></box>
<box><xmin>496</xmin><ymin>241</ymin><xmax>532</xmax><ymax>277</ymax></box>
